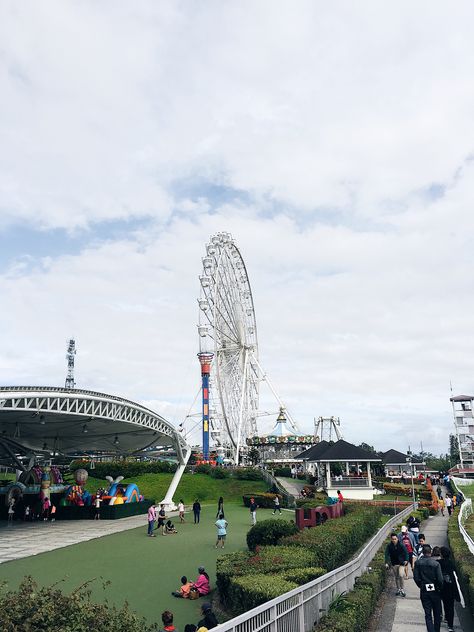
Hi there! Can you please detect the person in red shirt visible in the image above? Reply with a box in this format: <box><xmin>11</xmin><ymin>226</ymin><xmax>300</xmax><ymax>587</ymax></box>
<box><xmin>337</xmin><ymin>490</ymin><xmax>344</xmax><ymax>503</ymax></box>
<box><xmin>159</xmin><ymin>610</ymin><xmax>177</xmax><ymax>632</ymax></box>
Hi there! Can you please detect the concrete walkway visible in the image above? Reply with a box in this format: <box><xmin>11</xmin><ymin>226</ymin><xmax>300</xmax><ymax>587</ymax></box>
<box><xmin>0</xmin><ymin>513</ymin><xmax>153</xmax><ymax>564</ymax></box>
<box><xmin>276</xmin><ymin>476</ymin><xmax>306</xmax><ymax>497</ymax></box>
<box><xmin>375</xmin><ymin>510</ymin><xmax>464</xmax><ymax>632</ymax></box>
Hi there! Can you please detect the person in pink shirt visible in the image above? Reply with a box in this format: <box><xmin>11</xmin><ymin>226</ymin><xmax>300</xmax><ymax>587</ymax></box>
<box><xmin>193</xmin><ymin>566</ymin><xmax>210</xmax><ymax>595</ymax></box>
<box><xmin>147</xmin><ymin>504</ymin><xmax>157</xmax><ymax>537</ymax></box>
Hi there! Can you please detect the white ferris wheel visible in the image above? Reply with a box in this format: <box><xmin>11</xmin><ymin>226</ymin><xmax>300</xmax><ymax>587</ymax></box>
<box><xmin>197</xmin><ymin>232</ymin><xmax>260</xmax><ymax>464</ymax></box>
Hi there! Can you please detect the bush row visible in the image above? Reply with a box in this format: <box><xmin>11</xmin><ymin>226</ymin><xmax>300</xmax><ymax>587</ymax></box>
<box><xmin>383</xmin><ymin>482</ymin><xmax>431</xmax><ymax>500</ymax></box>
<box><xmin>314</xmin><ymin>548</ymin><xmax>387</xmax><ymax>631</ymax></box>
<box><xmin>247</xmin><ymin>518</ymin><xmax>299</xmax><ymax>551</ymax></box>
<box><xmin>217</xmin><ymin>505</ymin><xmax>382</xmax><ymax>616</ymax></box>
<box><xmin>448</xmin><ymin>507</ymin><xmax>474</xmax><ymax>617</ymax></box>
<box><xmin>193</xmin><ymin>464</ymin><xmax>263</xmax><ymax>480</ymax></box>
<box><xmin>272</xmin><ymin>467</ymin><xmax>306</xmax><ymax>479</ymax></box>
<box><xmin>70</xmin><ymin>459</ymin><xmax>176</xmax><ymax>478</ymax></box>
<box><xmin>280</xmin><ymin>505</ymin><xmax>382</xmax><ymax>571</ymax></box>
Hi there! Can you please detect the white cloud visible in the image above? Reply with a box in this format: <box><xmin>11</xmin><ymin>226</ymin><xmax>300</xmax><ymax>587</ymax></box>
<box><xmin>1</xmin><ymin>2</ymin><xmax>474</xmax><ymax>454</ymax></box>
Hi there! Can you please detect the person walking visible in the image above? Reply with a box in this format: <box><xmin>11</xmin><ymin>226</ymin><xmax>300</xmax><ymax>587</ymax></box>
<box><xmin>249</xmin><ymin>497</ymin><xmax>258</xmax><ymax>525</ymax></box>
<box><xmin>272</xmin><ymin>495</ymin><xmax>282</xmax><ymax>515</ymax></box>
<box><xmin>445</xmin><ymin>495</ymin><xmax>453</xmax><ymax>517</ymax></box>
<box><xmin>438</xmin><ymin>546</ymin><xmax>459</xmax><ymax>632</ymax></box>
<box><xmin>438</xmin><ymin>495</ymin><xmax>445</xmax><ymax>517</ymax></box>
<box><xmin>216</xmin><ymin>496</ymin><xmax>224</xmax><ymax>519</ymax></box>
<box><xmin>385</xmin><ymin>532</ymin><xmax>409</xmax><ymax>597</ymax></box>
<box><xmin>94</xmin><ymin>493</ymin><xmax>102</xmax><ymax>520</ymax></box>
<box><xmin>157</xmin><ymin>503</ymin><xmax>167</xmax><ymax>535</ymax></box>
<box><xmin>413</xmin><ymin>544</ymin><xmax>443</xmax><ymax>632</ymax></box>
<box><xmin>193</xmin><ymin>499</ymin><xmax>201</xmax><ymax>524</ymax></box>
<box><xmin>147</xmin><ymin>503</ymin><xmax>157</xmax><ymax>537</ymax></box>
<box><xmin>178</xmin><ymin>499</ymin><xmax>185</xmax><ymax>523</ymax></box>
<box><xmin>215</xmin><ymin>513</ymin><xmax>228</xmax><ymax>549</ymax></box>
<box><xmin>407</xmin><ymin>515</ymin><xmax>421</xmax><ymax>545</ymax></box>
<box><xmin>398</xmin><ymin>526</ymin><xmax>416</xmax><ymax>577</ymax></box>
<box><xmin>7</xmin><ymin>499</ymin><xmax>15</xmax><ymax>525</ymax></box>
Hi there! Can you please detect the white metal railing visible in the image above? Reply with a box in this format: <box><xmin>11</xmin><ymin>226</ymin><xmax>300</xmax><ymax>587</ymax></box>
<box><xmin>213</xmin><ymin>503</ymin><xmax>414</xmax><ymax>632</ymax></box>
<box><xmin>330</xmin><ymin>477</ymin><xmax>369</xmax><ymax>487</ymax></box>
<box><xmin>451</xmin><ymin>477</ymin><xmax>474</xmax><ymax>556</ymax></box>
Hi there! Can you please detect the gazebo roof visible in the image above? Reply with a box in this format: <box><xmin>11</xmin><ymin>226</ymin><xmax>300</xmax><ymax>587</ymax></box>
<box><xmin>299</xmin><ymin>439</ymin><xmax>381</xmax><ymax>463</ymax></box>
<box><xmin>381</xmin><ymin>449</ymin><xmax>423</xmax><ymax>465</ymax></box>
<box><xmin>294</xmin><ymin>440</ymin><xmax>330</xmax><ymax>461</ymax></box>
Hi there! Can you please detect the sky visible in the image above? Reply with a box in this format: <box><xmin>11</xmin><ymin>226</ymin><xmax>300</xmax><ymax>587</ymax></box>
<box><xmin>1</xmin><ymin>1</ymin><xmax>474</xmax><ymax>455</ymax></box>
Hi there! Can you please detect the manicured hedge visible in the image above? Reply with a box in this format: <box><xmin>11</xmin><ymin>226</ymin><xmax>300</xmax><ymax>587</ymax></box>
<box><xmin>314</xmin><ymin>540</ymin><xmax>387</xmax><ymax>630</ymax></box>
<box><xmin>69</xmin><ymin>460</ymin><xmax>176</xmax><ymax>479</ymax></box>
<box><xmin>233</xmin><ymin>468</ymin><xmax>264</xmax><ymax>481</ymax></box>
<box><xmin>247</xmin><ymin>517</ymin><xmax>299</xmax><ymax>551</ymax></box>
<box><xmin>280</xmin><ymin>505</ymin><xmax>382</xmax><ymax>571</ymax></box>
<box><xmin>383</xmin><ymin>482</ymin><xmax>431</xmax><ymax>500</ymax></box>
<box><xmin>216</xmin><ymin>546</ymin><xmax>319</xmax><ymax>608</ymax></box>
<box><xmin>228</xmin><ymin>574</ymin><xmax>298</xmax><ymax>613</ymax></box>
<box><xmin>448</xmin><ymin>507</ymin><xmax>474</xmax><ymax>617</ymax></box>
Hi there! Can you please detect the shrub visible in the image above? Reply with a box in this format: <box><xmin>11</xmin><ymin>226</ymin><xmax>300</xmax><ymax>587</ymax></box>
<box><xmin>314</xmin><ymin>549</ymin><xmax>387</xmax><ymax>631</ymax></box>
<box><xmin>246</xmin><ymin>518</ymin><xmax>298</xmax><ymax>551</ymax></box>
<box><xmin>216</xmin><ymin>546</ymin><xmax>315</xmax><ymax>607</ymax></box>
<box><xmin>227</xmin><ymin>574</ymin><xmax>297</xmax><ymax>613</ymax></box>
<box><xmin>280</xmin><ymin>567</ymin><xmax>326</xmax><ymax>584</ymax></box>
<box><xmin>233</xmin><ymin>468</ymin><xmax>263</xmax><ymax>480</ymax></box>
<box><xmin>448</xmin><ymin>508</ymin><xmax>474</xmax><ymax>617</ymax></box>
<box><xmin>194</xmin><ymin>463</ymin><xmax>213</xmax><ymax>475</ymax></box>
<box><xmin>273</xmin><ymin>467</ymin><xmax>291</xmax><ymax>477</ymax></box>
<box><xmin>281</xmin><ymin>506</ymin><xmax>382</xmax><ymax>571</ymax></box>
<box><xmin>0</xmin><ymin>576</ymin><xmax>158</xmax><ymax>631</ymax></box>
<box><xmin>69</xmin><ymin>459</ymin><xmax>176</xmax><ymax>479</ymax></box>
<box><xmin>209</xmin><ymin>468</ymin><xmax>230</xmax><ymax>479</ymax></box>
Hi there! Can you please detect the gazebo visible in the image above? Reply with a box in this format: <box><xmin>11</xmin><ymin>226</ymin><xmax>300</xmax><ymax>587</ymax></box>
<box><xmin>380</xmin><ymin>449</ymin><xmax>424</xmax><ymax>479</ymax></box>
<box><xmin>295</xmin><ymin>439</ymin><xmax>382</xmax><ymax>500</ymax></box>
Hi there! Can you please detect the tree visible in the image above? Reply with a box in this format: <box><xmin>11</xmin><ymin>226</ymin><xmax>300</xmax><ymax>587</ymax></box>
<box><xmin>358</xmin><ymin>442</ymin><xmax>376</xmax><ymax>453</ymax></box>
<box><xmin>449</xmin><ymin>434</ymin><xmax>460</xmax><ymax>465</ymax></box>
<box><xmin>247</xmin><ymin>447</ymin><xmax>261</xmax><ymax>465</ymax></box>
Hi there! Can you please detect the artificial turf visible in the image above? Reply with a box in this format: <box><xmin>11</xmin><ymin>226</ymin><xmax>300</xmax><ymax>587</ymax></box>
<box><xmin>0</xmin><ymin>503</ymin><xmax>293</xmax><ymax>630</ymax></box>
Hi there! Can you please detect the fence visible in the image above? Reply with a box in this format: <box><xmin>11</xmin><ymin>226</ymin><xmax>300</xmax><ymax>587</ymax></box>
<box><xmin>451</xmin><ymin>477</ymin><xmax>474</xmax><ymax>556</ymax></box>
<box><xmin>212</xmin><ymin>503</ymin><xmax>414</xmax><ymax>632</ymax></box>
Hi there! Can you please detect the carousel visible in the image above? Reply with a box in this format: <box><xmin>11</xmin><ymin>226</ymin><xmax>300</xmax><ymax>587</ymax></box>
<box><xmin>246</xmin><ymin>408</ymin><xmax>316</xmax><ymax>465</ymax></box>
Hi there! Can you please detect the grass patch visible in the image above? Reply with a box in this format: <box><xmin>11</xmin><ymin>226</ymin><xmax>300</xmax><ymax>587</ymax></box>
<box><xmin>0</xmin><ymin>504</ymin><xmax>293</xmax><ymax>630</ymax></box>
<box><xmin>83</xmin><ymin>472</ymin><xmax>268</xmax><ymax>504</ymax></box>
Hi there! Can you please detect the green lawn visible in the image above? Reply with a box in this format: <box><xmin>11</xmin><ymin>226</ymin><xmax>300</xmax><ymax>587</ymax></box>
<box><xmin>83</xmin><ymin>472</ymin><xmax>268</xmax><ymax>504</ymax></box>
<box><xmin>0</xmin><ymin>504</ymin><xmax>293</xmax><ymax>629</ymax></box>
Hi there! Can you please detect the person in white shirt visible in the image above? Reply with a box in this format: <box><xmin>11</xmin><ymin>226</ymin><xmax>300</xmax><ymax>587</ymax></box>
<box><xmin>178</xmin><ymin>499</ymin><xmax>185</xmax><ymax>523</ymax></box>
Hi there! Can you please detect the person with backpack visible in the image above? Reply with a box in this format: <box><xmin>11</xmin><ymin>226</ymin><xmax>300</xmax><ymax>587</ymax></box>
<box><xmin>414</xmin><ymin>545</ymin><xmax>444</xmax><ymax>632</ymax></box>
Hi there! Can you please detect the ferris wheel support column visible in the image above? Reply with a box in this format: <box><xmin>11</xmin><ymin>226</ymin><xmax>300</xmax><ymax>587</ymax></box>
<box><xmin>234</xmin><ymin>349</ymin><xmax>249</xmax><ymax>466</ymax></box>
<box><xmin>198</xmin><ymin>352</ymin><xmax>214</xmax><ymax>461</ymax></box>
<box><xmin>251</xmin><ymin>354</ymin><xmax>300</xmax><ymax>433</ymax></box>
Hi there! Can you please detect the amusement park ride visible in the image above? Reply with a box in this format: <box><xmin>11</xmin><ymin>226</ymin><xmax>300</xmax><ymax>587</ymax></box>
<box><xmin>181</xmin><ymin>231</ymin><xmax>308</xmax><ymax>465</ymax></box>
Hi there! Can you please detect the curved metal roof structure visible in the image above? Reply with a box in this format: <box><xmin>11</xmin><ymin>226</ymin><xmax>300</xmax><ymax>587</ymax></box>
<box><xmin>0</xmin><ymin>386</ymin><xmax>189</xmax><ymax>468</ymax></box>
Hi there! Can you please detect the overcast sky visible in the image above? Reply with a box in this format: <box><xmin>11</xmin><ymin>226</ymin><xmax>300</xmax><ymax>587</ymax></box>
<box><xmin>1</xmin><ymin>1</ymin><xmax>474</xmax><ymax>455</ymax></box>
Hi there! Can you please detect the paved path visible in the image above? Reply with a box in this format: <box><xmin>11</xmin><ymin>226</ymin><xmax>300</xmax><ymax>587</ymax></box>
<box><xmin>276</xmin><ymin>476</ymin><xmax>306</xmax><ymax>497</ymax></box>
<box><xmin>375</xmin><ymin>509</ymin><xmax>464</xmax><ymax>631</ymax></box>
<box><xmin>0</xmin><ymin>513</ymin><xmax>153</xmax><ymax>564</ymax></box>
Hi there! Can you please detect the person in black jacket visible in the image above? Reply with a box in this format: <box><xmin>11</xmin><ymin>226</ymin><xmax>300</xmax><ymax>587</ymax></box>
<box><xmin>438</xmin><ymin>546</ymin><xmax>459</xmax><ymax>632</ymax></box>
<box><xmin>413</xmin><ymin>545</ymin><xmax>444</xmax><ymax>632</ymax></box>
<box><xmin>192</xmin><ymin>499</ymin><xmax>201</xmax><ymax>524</ymax></box>
<box><xmin>197</xmin><ymin>602</ymin><xmax>218</xmax><ymax>630</ymax></box>
<box><xmin>384</xmin><ymin>533</ymin><xmax>409</xmax><ymax>597</ymax></box>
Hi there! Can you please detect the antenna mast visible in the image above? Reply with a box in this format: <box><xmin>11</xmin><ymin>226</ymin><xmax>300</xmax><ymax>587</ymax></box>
<box><xmin>65</xmin><ymin>339</ymin><xmax>76</xmax><ymax>389</ymax></box>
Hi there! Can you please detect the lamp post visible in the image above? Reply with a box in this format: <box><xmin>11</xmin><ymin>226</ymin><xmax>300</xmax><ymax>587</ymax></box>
<box><xmin>406</xmin><ymin>450</ymin><xmax>416</xmax><ymax>507</ymax></box>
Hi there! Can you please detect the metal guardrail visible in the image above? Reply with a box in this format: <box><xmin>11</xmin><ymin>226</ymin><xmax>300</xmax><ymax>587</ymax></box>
<box><xmin>451</xmin><ymin>477</ymin><xmax>474</xmax><ymax>556</ymax></box>
<box><xmin>330</xmin><ymin>477</ymin><xmax>370</xmax><ymax>487</ymax></box>
<box><xmin>213</xmin><ymin>503</ymin><xmax>414</xmax><ymax>632</ymax></box>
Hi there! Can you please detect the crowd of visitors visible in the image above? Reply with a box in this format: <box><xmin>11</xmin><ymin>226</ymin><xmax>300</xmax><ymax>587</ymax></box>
<box><xmin>384</xmin><ymin>486</ymin><xmax>464</xmax><ymax>632</ymax></box>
